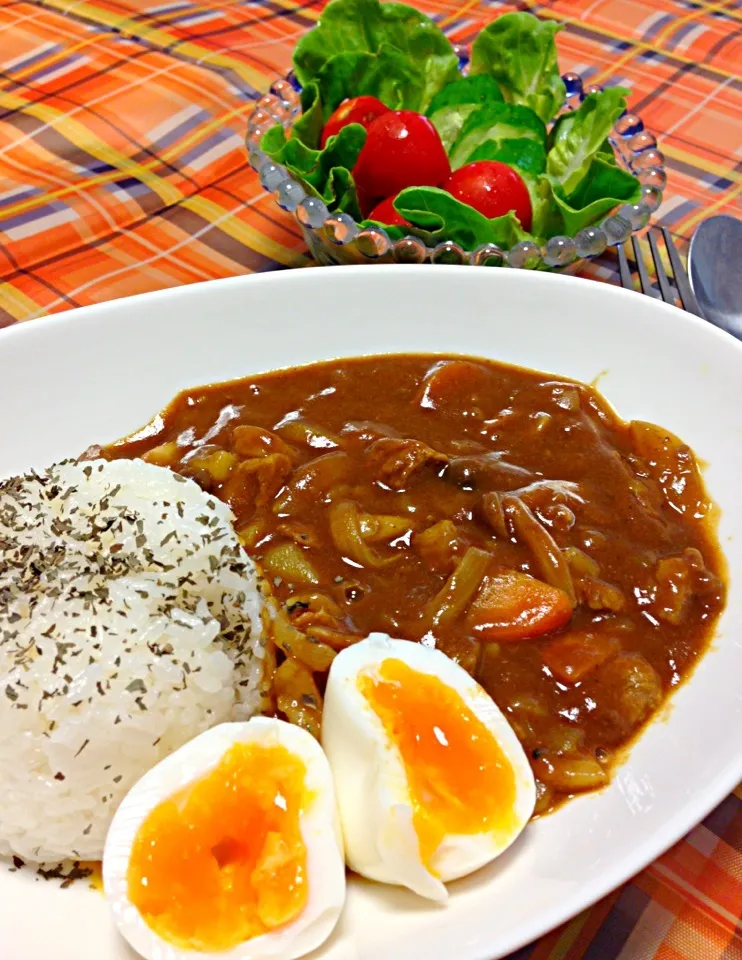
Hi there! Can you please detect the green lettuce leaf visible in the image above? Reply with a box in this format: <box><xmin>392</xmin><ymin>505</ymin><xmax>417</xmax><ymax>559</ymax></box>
<box><xmin>465</xmin><ymin>138</ymin><xmax>546</xmax><ymax>176</ymax></box>
<box><xmin>470</xmin><ymin>12</ymin><xmax>566</xmax><ymax>124</ymax></box>
<box><xmin>525</xmin><ymin>174</ymin><xmax>560</xmax><ymax>240</ymax></box>
<box><xmin>380</xmin><ymin>185</ymin><xmax>533</xmax><ymax>249</ymax></box>
<box><xmin>519</xmin><ymin>158</ymin><xmax>640</xmax><ymax>239</ymax></box>
<box><xmin>546</xmin><ymin>87</ymin><xmax>628</xmax><ymax>195</ymax></box>
<box><xmin>426</xmin><ymin>74</ymin><xmax>503</xmax><ymax>115</ymax></box>
<box><xmin>597</xmin><ymin>136</ymin><xmax>617</xmax><ymax>165</ymax></box>
<box><xmin>292</xmin><ymin>82</ymin><xmax>325</xmax><ymax>149</ymax></box>
<box><xmin>292</xmin><ymin>0</ymin><xmax>458</xmax><ymax>111</ymax></box>
<box><xmin>449</xmin><ymin>101</ymin><xmax>546</xmax><ymax>170</ymax></box>
<box><xmin>552</xmin><ymin>156</ymin><xmax>641</xmax><ymax>234</ymax></box>
<box><xmin>321</xmin><ymin>167</ymin><xmax>361</xmax><ymax>218</ymax></box>
<box><xmin>311</xmin><ymin>45</ymin><xmax>426</xmax><ymax>119</ymax></box>
<box><xmin>261</xmin><ymin>123</ymin><xmax>290</xmax><ymax>159</ymax></box>
<box><xmin>261</xmin><ymin>122</ymin><xmax>367</xmax><ymax>219</ymax></box>
<box><xmin>569</xmin><ymin>154</ymin><xmax>640</xmax><ymax>208</ymax></box>
<box><xmin>427</xmin><ymin>75</ymin><xmax>504</xmax><ymax>151</ymax></box>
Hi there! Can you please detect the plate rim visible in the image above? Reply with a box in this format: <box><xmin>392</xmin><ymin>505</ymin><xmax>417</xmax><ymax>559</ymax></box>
<box><xmin>1</xmin><ymin>263</ymin><xmax>737</xmax><ymax>347</ymax></box>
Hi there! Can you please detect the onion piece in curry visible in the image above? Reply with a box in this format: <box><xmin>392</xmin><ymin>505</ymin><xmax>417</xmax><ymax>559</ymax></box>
<box><xmin>99</xmin><ymin>354</ymin><xmax>726</xmax><ymax>816</ymax></box>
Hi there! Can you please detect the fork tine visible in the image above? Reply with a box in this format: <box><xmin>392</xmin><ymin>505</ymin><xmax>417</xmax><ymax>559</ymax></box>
<box><xmin>661</xmin><ymin>227</ymin><xmax>706</xmax><ymax>319</ymax></box>
<box><xmin>647</xmin><ymin>229</ymin><xmax>675</xmax><ymax>304</ymax></box>
<box><xmin>617</xmin><ymin>242</ymin><xmax>634</xmax><ymax>290</ymax></box>
<box><xmin>631</xmin><ymin>234</ymin><xmax>656</xmax><ymax>297</ymax></box>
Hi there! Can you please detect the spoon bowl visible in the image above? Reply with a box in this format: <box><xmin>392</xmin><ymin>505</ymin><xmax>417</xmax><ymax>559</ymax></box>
<box><xmin>688</xmin><ymin>214</ymin><xmax>742</xmax><ymax>338</ymax></box>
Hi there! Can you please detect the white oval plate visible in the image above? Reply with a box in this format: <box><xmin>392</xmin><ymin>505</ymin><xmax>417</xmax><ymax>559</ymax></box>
<box><xmin>1</xmin><ymin>266</ymin><xmax>741</xmax><ymax>960</ymax></box>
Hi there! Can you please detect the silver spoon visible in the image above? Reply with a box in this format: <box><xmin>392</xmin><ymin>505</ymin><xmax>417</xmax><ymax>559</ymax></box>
<box><xmin>688</xmin><ymin>214</ymin><xmax>742</xmax><ymax>338</ymax></box>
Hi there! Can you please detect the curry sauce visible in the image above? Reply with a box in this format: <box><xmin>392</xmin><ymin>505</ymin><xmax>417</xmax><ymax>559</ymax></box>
<box><xmin>105</xmin><ymin>354</ymin><xmax>725</xmax><ymax>814</ymax></box>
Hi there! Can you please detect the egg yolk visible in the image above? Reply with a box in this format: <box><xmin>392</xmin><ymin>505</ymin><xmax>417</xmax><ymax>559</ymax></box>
<box><xmin>359</xmin><ymin>658</ymin><xmax>518</xmax><ymax>869</ymax></box>
<box><xmin>127</xmin><ymin>742</ymin><xmax>310</xmax><ymax>952</ymax></box>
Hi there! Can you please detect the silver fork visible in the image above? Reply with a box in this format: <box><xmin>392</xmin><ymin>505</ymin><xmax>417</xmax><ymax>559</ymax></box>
<box><xmin>617</xmin><ymin>226</ymin><xmax>705</xmax><ymax>318</ymax></box>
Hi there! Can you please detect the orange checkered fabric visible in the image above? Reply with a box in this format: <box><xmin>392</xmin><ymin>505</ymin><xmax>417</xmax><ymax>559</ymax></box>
<box><xmin>0</xmin><ymin>0</ymin><xmax>740</xmax><ymax>321</ymax></box>
<box><xmin>0</xmin><ymin>1</ymin><xmax>741</xmax><ymax>956</ymax></box>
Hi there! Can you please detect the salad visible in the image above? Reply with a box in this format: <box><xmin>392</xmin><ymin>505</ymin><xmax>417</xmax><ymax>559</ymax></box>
<box><xmin>260</xmin><ymin>0</ymin><xmax>642</xmax><ymax>253</ymax></box>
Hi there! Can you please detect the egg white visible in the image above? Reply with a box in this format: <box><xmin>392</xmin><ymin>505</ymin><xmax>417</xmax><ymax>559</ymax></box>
<box><xmin>103</xmin><ymin>717</ymin><xmax>345</xmax><ymax>960</ymax></box>
<box><xmin>322</xmin><ymin>633</ymin><xmax>536</xmax><ymax>902</ymax></box>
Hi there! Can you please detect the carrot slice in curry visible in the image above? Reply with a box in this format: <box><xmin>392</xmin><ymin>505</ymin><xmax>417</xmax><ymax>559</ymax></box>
<box><xmin>467</xmin><ymin>569</ymin><xmax>573</xmax><ymax>641</ymax></box>
<box><xmin>541</xmin><ymin>630</ymin><xmax>620</xmax><ymax>684</ymax></box>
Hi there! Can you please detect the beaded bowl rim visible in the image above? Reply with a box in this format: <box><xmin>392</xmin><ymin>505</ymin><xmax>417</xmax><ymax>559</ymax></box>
<box><xmin>246</xmin><ymin>58</ymin><xmax>667</xmax><ymax>268</ymax></box>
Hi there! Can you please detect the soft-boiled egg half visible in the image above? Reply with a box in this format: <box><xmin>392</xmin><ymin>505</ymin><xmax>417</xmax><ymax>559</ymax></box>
<box><xmin>103</xmin><ymin>718</ymin><xmax>345</xmax><ymax>960</ymax></box>
<box><xmin>322</xmin><ymin>633</ymin><xmax>536</xmax><ymax>902</ymax></box>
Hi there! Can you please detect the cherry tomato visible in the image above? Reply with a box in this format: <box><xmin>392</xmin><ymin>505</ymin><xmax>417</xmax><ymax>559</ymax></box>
<box><xmin>466</xmin><ymin>570</ymin><xmax>573</xmax><ymax>642</ymax></box>
<box><xmin>320</xmin><ymin>96</ymin><xmax>390</xmax><ymax>149</ymax></box>
<box><xmin>442</xmin><ymin>161</ymin><xmax>533</xmax><ymax>231</ymax></box>
<box><xmin>353</xmin><ymin>111</ymin><xmax>451</xmax><ymax>199</ymax></box>
<box><xmin>367</xmin><ymin>196</ymin><xmax>411</xmax><ymax>228</ymax></box>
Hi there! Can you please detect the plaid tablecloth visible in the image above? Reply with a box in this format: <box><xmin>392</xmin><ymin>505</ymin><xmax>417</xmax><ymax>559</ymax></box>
<box><xmin>0</xmin><ymin>0</ymin><xmax>741</xmax><ymax>955</ymax></box>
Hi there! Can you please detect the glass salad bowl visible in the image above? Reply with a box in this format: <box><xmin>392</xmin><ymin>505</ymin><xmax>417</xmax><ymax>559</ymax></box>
<box><xmin>246</xmin><ymin>64</ymin><xmax>666</xmax><ymax>269</ymax></box>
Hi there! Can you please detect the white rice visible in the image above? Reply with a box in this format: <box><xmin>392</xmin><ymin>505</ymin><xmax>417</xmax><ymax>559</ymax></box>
<box><xmin>0</xmin><ymin>459</ymin><xmax>264</xmax><ymax>863</ymax></box>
